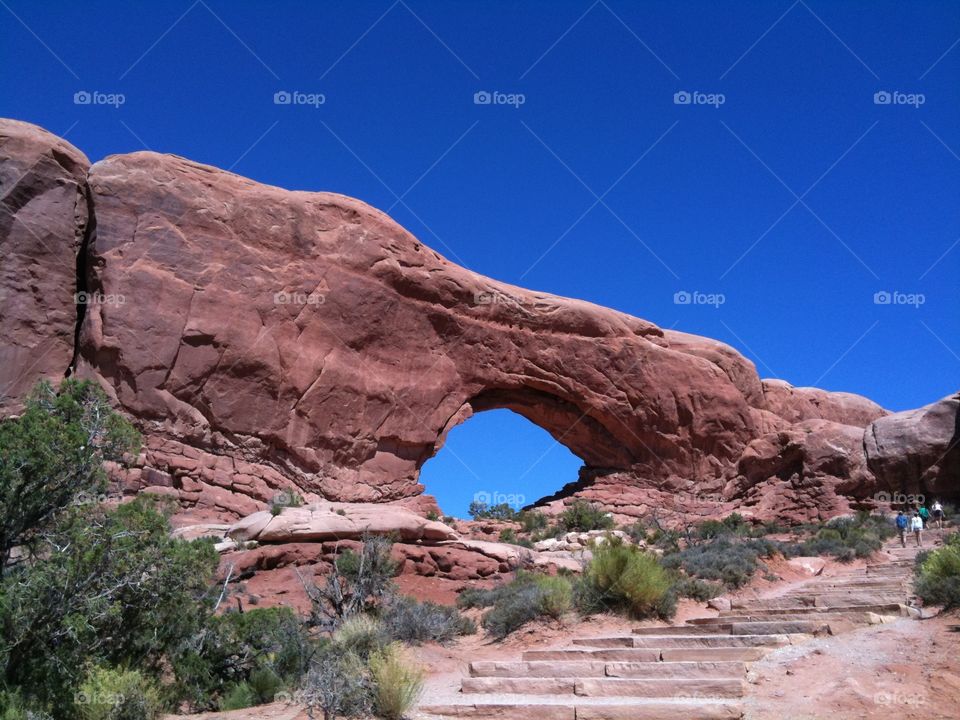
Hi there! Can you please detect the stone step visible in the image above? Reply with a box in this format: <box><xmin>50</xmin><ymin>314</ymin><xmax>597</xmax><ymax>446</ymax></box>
<box><xmin>575</xmin><ymin>678</ymin><xmax>747</xmax><ymax>699</ymax></box>
<box><xmin>717</xmin><ymin>603</ymin><xmax>908</xmax><ymax>618</ymax></box>
<box><xmin>460</xmin><ymin>677</ymin><xmax>746</xmax><ymax>699</ymax></box>
<box><xmin>523</xmin><ymin>646</ymin><xmax>768</xmax><ymax>662</ymax></box>
<box><xmin>418</xmin><ymin>700</ymin><xmax>743</xmax><ymax>720</ymax></box>
<box><xmin>632</xmin><ymin>624</ymin><xmax>733</xmax><ymax>635</ymax></box>
<box><xmin>690</xmin><ymin>612</ymin><xmax>878</xmax><ymax>625</ymax></box>
<box><xmin>731</xmin><ymin>596</ymin><xmax>903</xmax><ymax>609</ymax></box>
<box><xmin>778</xmin><ymin>592</ymin><xmax>905</xmax><ymax>604</ymax></box>
<box><xmin>523</xmin><ymin>649</ymin><xmax>663</xmax><ymax>662</ymax></box>
<box><xmin>604</xmin><ymin>661</ymin><xmax>748</xmax><ymax>679</ymax></box>
<box><xmin>729</xmin><ymin>620</ymin><xmax>831</xmax><ymax>635</ymax></box>
<box><xmin>469</xmin><ymin>661</ymin><xmax>608</xmax><ymax>678</ymax></box>
<box><xmin>629</xmin><ymin>634</ymin><xmax>791</xmax><ymax>648</ymax></box>
<box><xmin>661</xmin><ymin>647</ymin><xmax>768</xmax><ymax>662</ymax></box>
<box><xmin>468</xmin><ymin>660</ymin><xmax>747</xmax><ymax>680</ymax></box>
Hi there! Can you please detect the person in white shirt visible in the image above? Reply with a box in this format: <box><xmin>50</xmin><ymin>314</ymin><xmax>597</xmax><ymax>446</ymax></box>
<box><xmin>932</xmin><ymin>500</ymin><xmax>944</xmax><ymax>530</ymax></box>
<box><xmin>910</xmin><ymin>512</ymin><xmax>924</xmax><ymax>547</ymax></box>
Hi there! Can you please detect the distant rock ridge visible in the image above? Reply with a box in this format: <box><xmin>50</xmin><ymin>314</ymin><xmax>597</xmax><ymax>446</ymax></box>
<box><xmin>1</xmin><ymin>117</ymin><xmax>956</xmax><ymax>525</ymax></box>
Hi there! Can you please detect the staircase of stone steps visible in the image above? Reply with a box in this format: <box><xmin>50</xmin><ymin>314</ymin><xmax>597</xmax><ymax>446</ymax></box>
<box><xmin>416</xmin><ymin>537</ymin><xmax>927</xmax><ymax>720</ymax></box>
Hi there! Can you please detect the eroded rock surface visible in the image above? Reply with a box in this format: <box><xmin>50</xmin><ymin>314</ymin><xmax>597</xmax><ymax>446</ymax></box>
<box><xmin>0</xmin><ymin>119</ymin><xmax>89</xmax><ymax>414</ymax></box>
<box><xmin>0</xmin><ymin>118</ymin><xmax>955</xmax><ymax>526</ymax></box>
<box><xmin>865</xmin><ymin>392</ymin><xmax>959</xmax><ymax>500</ymax></box>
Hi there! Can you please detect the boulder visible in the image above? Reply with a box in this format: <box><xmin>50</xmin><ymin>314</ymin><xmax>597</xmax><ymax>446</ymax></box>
<box><xmin>864</xmin><ymin>392</ymin><xmax>959</xmax><ymax>499</ymax></box>
<box><xmin>729</xmin><ymin>419</ymin><xmax>877</xmax><ymax>523</ymax></box>
<box><xmin>0</xmin><ymin>119</ymin><xmax>90</xmax><ymax>413</ymax></box>
<box><xmin>227</xmin><ymin>502</ymin><xmax>459</xmax><ymax>544</ymax></box>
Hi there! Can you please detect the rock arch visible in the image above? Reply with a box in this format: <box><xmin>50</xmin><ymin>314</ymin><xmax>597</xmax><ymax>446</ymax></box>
<box><xmin>10</xmin><ymin>117</ymin><xmax>943</xmax><ymax>527</ymax></box>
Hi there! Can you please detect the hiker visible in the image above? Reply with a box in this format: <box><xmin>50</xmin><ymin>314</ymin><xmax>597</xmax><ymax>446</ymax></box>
<box><xmin>910</xmin><ymin>511</ymin><xmax>924</xmax><ymax>547</ymax></box>
<box><xmin>918</xmin><ymin>504</ymin><xmax>930</xmax><ymax>528</ymax></box>
<box><xmin>932</xmin><ymin>499</ymin><xmax>944</xmax><ymax>530</ymax></box>
<box><xmin>896</xmin><ymin>510</ymin><xmax>909</xmax><ymax>547</ymax></box>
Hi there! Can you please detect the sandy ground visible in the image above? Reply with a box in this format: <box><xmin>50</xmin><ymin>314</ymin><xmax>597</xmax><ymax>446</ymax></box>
<box><xmin>743</xmin><ymin>614</ymin><xmax>960</xmax><ymax>720</ymax></box>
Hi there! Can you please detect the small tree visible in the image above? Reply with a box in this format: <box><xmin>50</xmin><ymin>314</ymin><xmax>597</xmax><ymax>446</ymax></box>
<box><xmin>299</xmin><ymin>536</ymin><xmax>397</xmax><ymax>629</ymax></box>
<box><xmin>0</xmin><ymin>380</ymin><xmax>140</xmax><ymax>573</ymax></box>
<box><xmin>0</xmin><ymin>497</ymin><xmax>219</xmax><ymax>709</ymax></box>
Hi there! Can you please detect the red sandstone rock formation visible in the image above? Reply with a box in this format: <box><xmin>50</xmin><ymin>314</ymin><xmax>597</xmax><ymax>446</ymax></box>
<box><xmin>0</xmin><ymin>119</ymin><xmax>90</xmax><ymax>414</ymax></box>
<box><xmin>0</xmin><ymin>118</ymin><xmax>955</xmax><ymax>524</ymax></box>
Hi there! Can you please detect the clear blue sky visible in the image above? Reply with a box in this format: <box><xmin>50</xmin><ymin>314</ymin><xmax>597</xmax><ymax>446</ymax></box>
<box><xmin>3</xmin><ymin>1</ymin><xmax>957</xmax><ymax>515</ymax></box>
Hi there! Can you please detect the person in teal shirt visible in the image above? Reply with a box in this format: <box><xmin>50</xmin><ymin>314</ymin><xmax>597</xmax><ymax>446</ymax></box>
<box><xmin>918</xmin><ymin>504</ymin><xmax>930</xmax><ymax>528</ymax></box>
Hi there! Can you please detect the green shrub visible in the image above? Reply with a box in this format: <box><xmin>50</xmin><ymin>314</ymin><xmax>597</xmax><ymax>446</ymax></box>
<box><xmin>481</xmin><ymin>582</ymin><xmax>544</xmax><ymax>639</ymax></box>
<box><xmin>218</xmin><ymin>682</ymin><xmax>255</xmax><ymax>711</ymax></box>
<box><xmin>368</xmin><ymin>643</ymin><xmax>424</xmax><ymax>720</ymax></box>
<box><xmin>559</xmin><ymin>501</ymin><xmax>614</xmax><ymax>532</ymax></box>
<box><xmin>915</xmin><ymin>533</ymin><xmax>960</xmax><ymax>609</ymax></box>
<box><xmin>578</xmin><ymin>539</ymin><xmax>673</xmax><ymax>619</ymax></box>
<box><xmin>171</xmin><ymin>605</ymin><xmax>311</xmax><ymax>710</ymax></box>
<box><xmin>301</xmin><ymin>644</ymin><xmax>371</xmax><ymax>720</ymax></box>
<box><xmin>76</xmin><ymin>667</ymin><xmax>161</xmax><ymax>720</ymax></box>
<box><xmin>499</xmin><ymin>528</ymin><xmax>518</xmax><ymax>544</ymax></box>
<box><xmin>468</xmin><ymin>502</ymin><xmax>518</xmax><ymax>521</ymax></box>
<box><xmin>662</xmin><ymin>537</ymin><xmax>778</xmax><ymax>589</ymax></box>
<box><xmin>0</xmin><ymin>497</ymin><xmax>219</xmax><ymax>710</ymax></box>
<box><xmin>334</xmin><ymin>615</ymin><xmax>389</xmax><ymax>659</ymax></box>
<box><xmin>671</xmin><ymin>576</ymin><xmax>723</xmax><ymax>601</ymax></box>
<box><xmin>0</xmin><ymin>379</ymin><xmax>140</xmax><ymax>574</ymax></box>
<box><xmin>519</xmin><ymin>511</ymin><xmax>549</xmax><ymax>533</ymax></box>
<box><xmin>464</xmin><ymin>572</ymin><xmax>569</xmax><ymax>639</ymax></box>
<box><xmin>0</xmin><ymin>691</ymin><xmax>51</xmax><ymax>720</ymax></box>
<box><xmin>302</xmin><ymin>535</ymin><xmax>398</xmax><ymax>627</ymax></box>
<box><xmin>381</xmin><ymin>596</ymin><xmax>475</xmax><ymax>644</ymax></box>
<box><xmin>534</xmin><ymin>576</ymin><xmax>573</xmax><ymax>619</ymax></box>
<box><xmin>426</xmin><ymin>510</ymin><xmax>439</xmax><ymax>521</ymax></box>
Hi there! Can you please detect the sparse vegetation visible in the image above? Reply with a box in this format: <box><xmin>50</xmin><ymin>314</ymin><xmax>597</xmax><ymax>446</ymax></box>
<box><xmin>300</xmin><ymin>535</ymin><xmax>398</xmax><ymax>628</ymax></box>
<box><xmin>76</xmin><ymin>666</ymin><xmax>162</xmax><ymax>720</ymax></box>
<box><xmin>559</xmin><ymin>501</ymin><xmax>615</xmax><ymax>532</ymax></box>
<box><xmin>368</xmin><ymin>643</ymin><xmax>424</xmax><ymax>720</ymax></box>
<box><xmin>269</xmin><ymin>489</ymin><xmax>304</xmax><ymax>516</ymax></box>
<box><xmin>661</xmin><ymin>536</ymin><xmax>779</xmax><ymax>589</ymax></box>
<box><xmin>468</xmin><ymin>501</ymin><xmax>518</xmax><ymax>521</ymax></box>
<box><xmin>914</xmin><ymin>532</ymin><xmax>960</xmax><ymax>609</ymax></box>
<box><xmin>381</xmin><ymin>595</ymin><xmax>476</xmax><ymax>644</ymax></box>
<box><xmin>575</xmin><ymin>537</ymin><xmax>674</xmax><ymax>619</ymax></box>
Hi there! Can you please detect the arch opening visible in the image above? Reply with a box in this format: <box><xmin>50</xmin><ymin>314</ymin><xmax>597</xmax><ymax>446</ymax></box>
<box><xmin>418</xmin><ymin>407</ymin><xmax>584</xmax><ymax>518</ymax></box>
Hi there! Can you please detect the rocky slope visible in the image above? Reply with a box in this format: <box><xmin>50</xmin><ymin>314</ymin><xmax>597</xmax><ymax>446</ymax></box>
<box><xmin>1</xmin><ymin>118</ymin><xmax>956</xmax><ymax>524</ymax></box>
